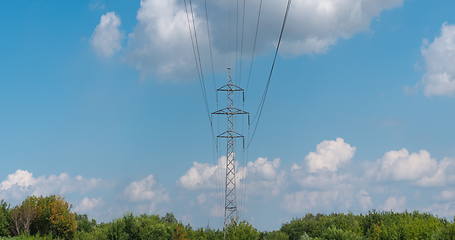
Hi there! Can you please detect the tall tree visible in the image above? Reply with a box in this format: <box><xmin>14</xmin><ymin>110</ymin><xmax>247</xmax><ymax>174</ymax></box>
<box><xmin>10</xmin><ymin>198</ymin><xmax>37</xmax><ymax>235</ymax></box>
<box><xmin>0</xmin><ymin>200</ymin><xmax>11</xmax><ymax>236</ymax></box>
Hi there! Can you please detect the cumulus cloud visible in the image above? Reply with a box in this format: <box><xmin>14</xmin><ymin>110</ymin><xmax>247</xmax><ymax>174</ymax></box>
<box><xmin>124</xmin><ymin>175</ymin><xmax>169</xmax><ymax>204</ymax></box>
<box><xmin>0</xmin><ymin>170</ymin><xmax>36</xmax><ymax>190</ymax></box>
<box><xmin>291</xmin><ymin>138</ymin><xmax>357</xmax><ymax>192</ymax></box>
<box><xmin>292</xmin><ymin>170</ymin><xmax>352</xmax><ymax>189</ymax></box>
<box><xmin>372</xmin><ymin>149</ymin><xmax>454</xmax><ymax>186</ymax></box>
<box><xmin>126</xmin><ymin>0</ymin><xmax>203</xmax><ymax>79</ymax></box>
<box><xmin>179</xmin><ymin>156</ymin><xmax>284</xmax><ymax>218</ymax></box>
<box><xmin>91</xmin><ymin>12</ymin><xmax>122</xmax><ymax>57</ymax></box>
<box><xmin>180</xmin><ymin>157</ymin><xmax>285</xmax><ymax>196</ymax></box>
<box><xmin>0</xmin><ymin>170</ymin><xmax>102</xmax><ymax>201</ymax></box>
<box><xmin>424</xmin><ymin>202</ymin><xmax>455</xmax><ymax>218</ymax></box>
<box><xmin>278</xmin><ymin>0</ymin><xmax>403</xmax><ymax>55</ymax></box>
<box><xmin>244</xmin><ymin>157</ymin><xmax>286</xmax><ymax>196</ymax></box>
<box><xmin>376</xmin><ymin>149</ymin><xmax>437</xmax><ymax>181</ymax></box>
<box><xmin>421</xmin><ymin>23</ymin><xmax>455</xmax><ymax>96</ymax></box>
<box><xmin>285</xmin><ymin>138</ymin><xmax>363</xmax><ymax>213</ymax></box>
<box><xmin>418</xmin><ymin>158</ymin><xmax>455</xmax><ymax>186</ymax></box>
<box><xmin>382</xmin><ymin>196</ymin><xmax>406</xmax><ymax>212</ymax></box>
<box><xmin>294</xmin><ymin>138</ymin><xmax>356</xmax><ymax>173</ymax></box>
<box><xmin>93</xmin><ymin>0</ymin><xmax>403</xmax><ymax>78</ymax></box>
<box><xmin>179</xmin><ymin>157</ymin><xmax>225</xmax><ymax>190</ymax></box>
<box><xmin>283</xmin><ymin>189</ymin><xmax>357</xmax><ymax>213</ymax></box>
<box><xmin>75</xmin><ymin>197</ymin><xmax>103</xmax><ymax>213</ymax></box>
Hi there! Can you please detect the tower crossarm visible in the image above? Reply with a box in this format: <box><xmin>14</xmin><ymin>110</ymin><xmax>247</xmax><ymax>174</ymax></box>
<box><xmin>217</xmin><ymin>130</ymin><xmax>245</xmax><ymax>139</ymax></box>
<box><xmin>212</xmin><ymin>107</ymin><xmax>249</xmax><ymax>115</ymax></box>
<box><xmin>217</xmin><ymin>83</ymin><xmax>245</xmax><ymax>92</ymax></box>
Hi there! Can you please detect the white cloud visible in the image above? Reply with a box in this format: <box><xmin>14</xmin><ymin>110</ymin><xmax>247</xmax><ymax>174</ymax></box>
<box><xmin>382</xmin><ymin>196</ymin><xmax>406</xmax><ymax>212</ymax></box>
<box><xmin>292</xmin><ymin>170</ymin><xmax>352</xmax><ymax>189</ymax></box>
<box><xmin>358</xmin><ymin>190</ymin><xmax>373</xmax><ymax>210</ymax></box>
<box><xmin>126</xmin><ymin>0</ymin><xmax>202</xmax><ymax>79</ymax></box>
<box><xmin>278</xmin><ymin>0</ymin><xmax>403</xmax><ymax>55</ymax></box>
<box><xmin>421</xmin><ymin>23</ymin><xmax>455</xmax><ymax>96</ymax></box>
<box><xmin>180</xmin><ymin>157</ymin><xmax>285</xmax><ymax>196</ymax></box>
<box><xmin>373</xmin><ymin>149</ymin><xmax>454</xmax><ymax>186</ymax></box>
<box><xmin>0</xmin><ymin>170</ymin><xmax>36</xmax><ymax>191</ymax></box>
<box><xmin>179</xmin><ymin>157</ymin><xmax>225</xmax><ymax>190</ymax></box>
<box><xmin>0</xmin><ymin>170</ymin><xmax>102</xmax><ymax>201</ymax></box>
<box><xmin>179</xmin><ymin>156</ymin><xmax>285</xmax><ymax>220</ymax></box>
<box><xmin>439</xmin><ymin>190</ymin><xmax>455</xmax><ymax>201</ymax></box>
<box><xmin>244</xmin><ymin>157</ymin><xmax>286</xmax><ymax>196</ymax></box>
<box><xmin>91</xmin><ymin>12</ymin><xmax>122</xmax><ymax>57</ymax></box>
<box><xmin>247</xmin><ymin>157</ymin><xmax>281</xmax><ymax>180</ymax></box>
<box><xmin>282</xmin><ymin>189</ymin><xmax>356</xmax><ymax>213</ymax></box>
<box><xmin>124</xmin><ymin>175</ymin><xmax>169</xmax><ymax>204</ymax></box>
<box><xmin>417</xmin><ymin>158</ymin><xmax>455</xmax><ymax>187</ymax></box>
<box><xmin>424</xmin><ymin>202</ymin><xmax>455</xmax><ymax>218</ymax></box>
<box><xmin>303</xmin><ymin>138</ymin><xmax>356</xmax><ymax>173</ymax></box>
<box><xmin>95</xmin><ymin>0</ymin><xmax>403</xmax><ymax>78</ymax></box>
<box><xmin>75</xmin><ymin>197</ymin><xmax>103</xmax><ymax>213</ymax></box>
<box><xmin>285</xmin><ymin>138</ymin><xmax>366</xmax><ymax>213</ymax></box>
<box><xmin>289</xmin><ymin>138</ymin><xmax>358</xmax><ymax>212</ymax></box>
<box><xmin>376</xmin><ymin>149</ymin><xmax>437</xmax><ymax>181</ymax></box>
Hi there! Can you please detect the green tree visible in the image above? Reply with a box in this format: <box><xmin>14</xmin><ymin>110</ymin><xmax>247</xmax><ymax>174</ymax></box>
<box><xmin>48</xmin><ymin>196</ymin><xmax>77</xmax><ymax>239</ymax></box>
<box><xmin>263</xmin><ymin>231</ymin><xmax>289</xmax><ymax>240</ymax></box>
<box><xmin>225</xmin><ymin>221</ymin><xmax>260</xmax><ymax>240</ymax></box>
<box><xmin>322</xmin><ymin>226</ymin><xmax>364</xmax><ymax>240</ymax></box>
<box><xmin>75</xmin><ymin>214</ymin><xmax>96</xmax><ymax>233</ymax></box>
<box><xmin>138</xmin><ymin>222</ymin><xmax>171</xmax><ymax>240</ymax></box>
<box><xmin>0</xmin><ymin>200</ymin><xmax>11</xmax><ymax>236</ymax></box>
<box><xmin>172</xmin><ymin>224</ymin><xmax>190</xmax><ymax>240</ymax></box>
<box><xmin>162</xmin><ymin>213</ymin><xmax>178</xmax><ymax>224</ymax></box>
<box><xmin>106</xmin><ymin>219</ymin><xmax>129</xmax><ymax>240</ymax></box>
<box><xmin>10</xmin><ymin>197</ymin><xmax>37</xmax><ymax>235</ymax></box>
<box><xmin>15</xmin><ymin>195</ymin><xmax>78</xmax><ymax>239</ymax></box>
<box><xmin>299</xmin><ymin>233</ymin><xmax>322</xmax><ymax>240</ymax></box>
<box><xmin>433</xmin><ymin>222</ymin><xmax>455</xmax><ymax>240</ymax></box>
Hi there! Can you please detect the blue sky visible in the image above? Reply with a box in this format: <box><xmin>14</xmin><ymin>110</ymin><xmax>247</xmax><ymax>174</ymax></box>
<box><xmin>1</xmin><ymin>0</ymin><xmax>455</xmax><ymax>231</ymax></box>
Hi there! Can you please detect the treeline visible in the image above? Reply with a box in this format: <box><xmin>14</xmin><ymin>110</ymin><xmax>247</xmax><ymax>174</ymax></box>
<box><xmin>1</xmin><ymin>196</ymin><xmax>455</xmax><ymax>240</ymax></box>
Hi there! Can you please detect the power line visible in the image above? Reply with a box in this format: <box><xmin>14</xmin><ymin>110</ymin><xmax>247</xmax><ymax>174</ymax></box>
<box><xmin>183</xmin><ymin>0</ymin><xmax>215</xmax><ymax>141</ymax></box>
<box><xmin>248</xmin><ymin>0</ymin><xmax>292</xmax><ymax>148</ymax></box>
<box><xmin>235</xmin><ymin>0</ymin><xmax>240</xmax><ymax>82</ymax></box>
<box><xmin>245</xmin><ymin>0</ymin><xmax>263</xmax><ymax>92</ymax></box>
<box><xmin>238</xmin><ymin>0</ymin><xmax>246</xmax><ymax>86</ymax></box>
<box><xmin>202</xmin><ymin>1</ymin><xmax>225</xmax><ymax>223</ymax></box>
<box><xmin>204</xmin><ymin>0</ymin><xmax>217</xmax><ymax>94</ymax></box>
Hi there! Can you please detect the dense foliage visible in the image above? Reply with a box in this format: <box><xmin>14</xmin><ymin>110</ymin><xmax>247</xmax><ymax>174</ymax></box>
<box><xmin>0</xmin><ymin>196</ymin><xmax>454</xmax><ymax>239</ymax></box>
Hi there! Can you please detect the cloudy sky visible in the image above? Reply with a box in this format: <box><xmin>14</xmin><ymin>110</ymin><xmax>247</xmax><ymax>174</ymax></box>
<box><xmin>1</xmin><ymin>0</ymin><xmax>455</xmax><ymax>231</ymax></box>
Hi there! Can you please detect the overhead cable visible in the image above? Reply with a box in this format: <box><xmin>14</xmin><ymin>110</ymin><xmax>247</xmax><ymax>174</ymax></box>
<box><xmin>248</xmin><ymin>0</ymin><xmax>292</xmax><ymax>148</ymax></box>
<box><xmin>183</xmin><ymin>0</ymin><xmax>215</xmax><ymax>140</ymax></box>
<box><xmin>245</xmin><ymin>0</ymin><xmax>263</xmax><ymax>92</ymax></box>
<box><xmin>204</xmin><ymin>0</ymin><xmax>217</xmax><ymax>94</ymax></box>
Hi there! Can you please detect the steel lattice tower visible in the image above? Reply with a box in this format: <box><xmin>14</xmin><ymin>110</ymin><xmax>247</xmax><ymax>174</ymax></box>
<box><xmin>212</xmin><ymin>68</ymin><xmax>249</xmax><ymax>227</ymax></box>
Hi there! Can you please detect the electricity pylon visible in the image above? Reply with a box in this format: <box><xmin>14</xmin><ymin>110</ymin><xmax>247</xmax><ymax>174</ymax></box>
<box><xmin>212</xmin><ymin>68</ymin><xmax>249</xmax><ymax>227</ymax></box>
